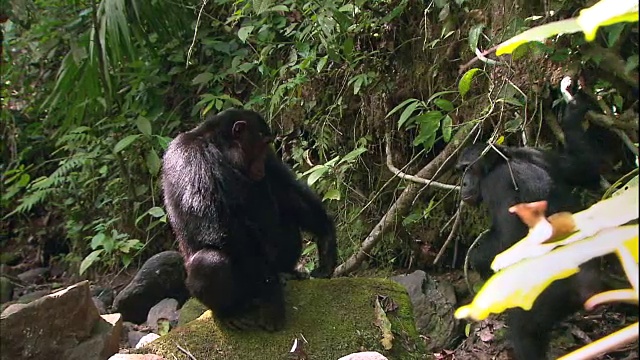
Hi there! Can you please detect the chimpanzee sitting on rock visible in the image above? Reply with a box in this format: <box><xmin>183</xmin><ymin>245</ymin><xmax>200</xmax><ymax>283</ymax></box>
<box><xmin>455</xmin><ymin>82</ymin><xmax>605</xmax><ymax>360</ymax></box>
<box><xmin>161</xmin><ymin>108</ymin><xmax>337</xmax><ymax>331</ymax></box>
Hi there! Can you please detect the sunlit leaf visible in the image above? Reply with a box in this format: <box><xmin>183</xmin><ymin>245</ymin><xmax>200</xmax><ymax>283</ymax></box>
<box><xmin>339</xmin><ymin>147</ymin><xmax>367</xmax><ymax>164</ymax></box>
<box><xmin>238</xmin><ymin>26</ymin><xmax>255</xmax><ymax>43</ymax></box>
<box><xmin>577</xmin><ymin>0</ymin><xmax>639</xmax><ymax>41</ymax></box>
<box><xmin>307</xmin><ymin>166</ymin><xmax>329</xmax><ymax>186</ymax></box>
<box><xmin>458</xmin><ymin>68</ymin><xmax>481</xmax><ymax>97</ymax></box>
<box><xmin>323</xmin><ymin>188</ymin><xmax>341</xmax><ymax>201</ymax></box>
<box><xmin>441</xmin><ymin>115</ymin><xmax>452</xmax><ymax>142</ymax></box>
<box><xmin>496</xmin><ymin>19</ymin><xmax>583</xmax><ymax>56</ymax></box>
<box><xmin>456</xmin><ymin>225</ymin><xmax>639</xmax><ymax>321</ymax></box>
<box><xmin>492</xmin><ymin>186</ymin><xmax>639</xmax><ymax>270</ymax></box>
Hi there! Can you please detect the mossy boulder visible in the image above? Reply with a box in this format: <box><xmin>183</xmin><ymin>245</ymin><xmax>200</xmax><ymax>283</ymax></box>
<box><xmin>144</xmin><ymin>278</ymin><xmax>428</xmax><ymax>360</ymax></box>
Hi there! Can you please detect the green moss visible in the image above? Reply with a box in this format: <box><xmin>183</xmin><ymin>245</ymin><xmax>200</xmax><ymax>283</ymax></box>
<box><xmin>145</xmin><ymin>278</ymin><xmax>429</xmax><ymax>360</ymax></box>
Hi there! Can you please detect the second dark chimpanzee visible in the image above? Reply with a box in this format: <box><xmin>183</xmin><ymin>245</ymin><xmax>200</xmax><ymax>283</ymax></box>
<box><xmin>161</xmin><ymin>108</ymin><xmax>337</xmax><ymax>331</ymax></box>
<box><xmin>455</xmin><ymin>87</ymin><xmax>605</xmax><ymax>359</ymax></box>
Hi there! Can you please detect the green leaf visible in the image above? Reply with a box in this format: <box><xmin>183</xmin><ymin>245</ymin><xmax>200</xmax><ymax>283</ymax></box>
<box><xmin>238</xmin><ymin>26</ymin><xmax>255</xmax><ymax>43</ymax></box>
<box><xmin>307</xmin><ymin>166</ymin><xmax>329</xmax><ymax>186</ymax></box>
<box><xmin>468</xmin><ymin>24</ymin><xmax>485</xmax><ymax>51</ymax></box>
<box><xmin>157</xmin><ymin>319</ymin><xmax>171</xmax><ymax>336</ymax></box>
<box><xmin>442</xmin><ymin>115</ymin><xmax>453</xmax><ymax>142</ymax></box>
<box><xmin>79</xmin><ymin>249</ymin><xmax>104</xmax><ymax>275</ymax></box>
<box><xmin>434</xmin><ymin>98</ymin><xmax>454</xmax><ymax>112</ymax></box>
<box><xmin>353</xmin><ymin>78</ymin><xmax>363</xmax><ymax>95</ymax></box>
<box><xmin>91</xmin><ymin>232</ymin><xmax>107</xmax><ymax>250</ymax></box>
<box><xmin>155</xmin><ymin>135</ymin><xmax>173</xmax><ymax>150</ymax></box>
<box><xmin>317</xmin><ymin>56</ymin><xmax>328</xmax><ymax>73</ymax></box>
<box><xmin>343</xmin><ymin>37</ymin><xmax>354</xmax><ymax>59</ymax></box>
<box><xmin>397</xmin><ymin>101</ymin><xmax>420</xmax><ymax>129</ymax></box>
<box><xmin>136</xmin><ymin>116</ymin><xmax>152</xmax><ymax>136</ymax></box>
<box><xmin>269</xmin><ymin>5</ymin><xmax>289</xmax><ymax>12</ymax></box>
<box><xmin>114</xmin><ymin>134</ymin><xmax>142</xmax><ymax>153</ymax></box>
<box><xmin>252</xmin><ymin>0</ymin><xmax>272</xmax><ymax>14</ymax></box>
<box><xmin>146</xmin><ymin>149</ymin><xmax>161</xmax><ymax>176</ymax></box>
<box><xmin>148</xmin><ymin>207</ymin><xmax>166</xmax><ymax>217</ymax></box>
<box><xmin>192</xmin><ymin>72</ymin><xmax>214</xmax><ymax>85</ymax></box>
<box><xmin>386</xmin><ymin>98</ymin><xmax>420</xmax><ymax>118</ymax></box>
<box><xmin>413</xmin><ymin>111</ymin><xmax>443</xmax><ymax>149</ymax></box>
<box><xmin>339</xmin><ymin>147</ymin><xmax>368</xmax><ymax>164</ymax></box>
<box><xmin>323</xmin><ymin>188</ymin><xmax>341</xmax><ymax>201</ymax></box>
<box><xmin>458</xmin><ymin>68</ymin><xmax>481</xmax><ymax>97</ymax></box>
<box><xmin>625</xmin><ymin>55</ymin><xmax>639</xmax><ymax>73</ymax></box>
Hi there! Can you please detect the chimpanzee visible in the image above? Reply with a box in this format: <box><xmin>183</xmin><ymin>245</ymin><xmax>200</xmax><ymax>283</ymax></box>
<box><xmin>456</xmin><ymin>86</ymin><xmax>604</xmax><ymax>359</ymax></box>
<box><xmin>161</xmin><ymin>108</ymin><xmax>337</xmax><ymax>331</ymax></box>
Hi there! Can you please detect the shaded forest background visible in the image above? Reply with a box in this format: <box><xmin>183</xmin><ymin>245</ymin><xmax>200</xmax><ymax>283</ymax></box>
<box><xmin>1</xmin><ymin>0</ymin><xmax>638</xmax><ymax>291</ymax></box>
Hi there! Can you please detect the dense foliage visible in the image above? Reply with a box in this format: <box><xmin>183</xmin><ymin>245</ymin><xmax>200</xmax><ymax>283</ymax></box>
<box><xmin>1</xmin><ymin>0</ymin><xmax>638</xmax><ymax>283</ymax></box>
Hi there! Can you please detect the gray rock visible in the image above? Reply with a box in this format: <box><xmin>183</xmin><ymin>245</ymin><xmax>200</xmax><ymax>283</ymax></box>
<box><xmin>64</xmin><ymin>313</ymin><xmax>123</xmax><ymax>360</ymax></box>
<box><xmin>17</xmin><ymin>289</ymin><xmax>50</xmax><ymax>304</ymax></box>
<box><xmin>91</xmin><ymin>285</ymin><xmax>115</xmax><ymax>308</ymax></box>
<box><xmin>0</xmin><ymin>277</ymin><xmax>14</xmax><ymax>303</ymax></box>
<box><xmin>16</xmin><ymin>267</ymin><xmax>49</xmax><ymax>284</ymax></box>
<box><xmin>390</xmin><ymin>270</ymin><xmax>459</xmax><ymax>351</ymax></box>
<box><xmin>146</xmin><ymin>298</ymin><xmax>179</xmax><ymax>332</ymax></box>
<box><xmin>93</xmin><ymin>296</ymin><xmax>107</xmax><ymax>314</ymax></box>
<box><xmin>0</xmin><ymin>281</ymin><xmax>101</xmax><ymax>360</ymax></box>
<box><xmin>113</xmin><ymin>251</ymin><xmax>189</xmax><ymax>324</ymax></box>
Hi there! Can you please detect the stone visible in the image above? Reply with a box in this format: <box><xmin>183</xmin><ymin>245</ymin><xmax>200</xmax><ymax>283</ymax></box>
<box><xmin>93</xmin><ymin>296</ymin><xmax>107</xmax><ymax>314</ymax></box>
<box><xmin>390</xmin><ymin>270</ymin><xmax>459</xmax><ymax>351</ymax></box>
<box><xmin>0</xmin><ymin>280</ymin><xmax>100</xmax><ymax>360</ymax></box>
<box><xmin>64</xmin><ymin>313</ymin><xmax>123</xmax><ymax>360</ymax></box>
<box><xmin>113</xmin><ymin>251</ymin><xmax>189</xmax><ymax>324</ymax></box>
<box><xmin>16</xmin><ymin>289</ymin><xmax>50</xmax><ymax>304</ymax></box>
<box><xmin>16</xmin><ymin>267</ymin><xmax>49</xmax><ymax>284</ymax></box>
<box><xmin>146</xmin><ymin>298</ymin><xmax>179</xmax><ymax>332</ymax></box>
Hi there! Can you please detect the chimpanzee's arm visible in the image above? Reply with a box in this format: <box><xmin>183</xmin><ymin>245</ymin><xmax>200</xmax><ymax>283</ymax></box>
<box><xmin>265</xmin><ymin>153</ymin><xmax>337</xmax><ymax>278</ymax></box>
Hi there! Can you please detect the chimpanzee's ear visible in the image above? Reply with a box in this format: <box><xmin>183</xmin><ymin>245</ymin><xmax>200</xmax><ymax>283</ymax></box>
<box><xmin>232</xmin><ymin>121</ymin><xmax>247</xmax><ymax>138</ymax></box>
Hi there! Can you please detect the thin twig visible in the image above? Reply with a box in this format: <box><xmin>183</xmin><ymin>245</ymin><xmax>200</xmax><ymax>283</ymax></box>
<box><xmin>464</xmin><ymin>229</ymin><xmax>489</xmax><ymax>296</ymax></box>
<box><xmin>433</xmin><ymin>202</ymin><xmax>464</xmax><ymax>265</ymax></box>
<box><xmin>186</xmin><ymin>0</ymin><xmax>209</xmax><ymax>68</ymax></box>
<box><xmin>175</xmin><ymin>342</ymin><xmax>198</xmax><ymax>360</ymax></box>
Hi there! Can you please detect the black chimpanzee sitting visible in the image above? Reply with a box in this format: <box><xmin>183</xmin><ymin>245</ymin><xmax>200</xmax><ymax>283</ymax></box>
<box><xmin>161</xmin><ymin>108</ymin><xmax>337</xmax><ymax>331</ymax></box>
<box><xmin>455</xmin><ymin>87</ymin><xmax>604</xmax><ymax>359</ymax></box>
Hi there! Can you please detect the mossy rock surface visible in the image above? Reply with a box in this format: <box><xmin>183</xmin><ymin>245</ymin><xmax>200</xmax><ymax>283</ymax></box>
<box><xmin>145</xmin><ymin>278</ymin><xmax>428</xmax><ymax>360</ymax></box>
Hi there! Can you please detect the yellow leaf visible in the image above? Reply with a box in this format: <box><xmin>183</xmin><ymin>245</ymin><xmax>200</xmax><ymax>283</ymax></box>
<box><xmin>577</xmin><ymin>0</ymin><xmax>639</xmax><ymax>41</ymax></box>
<box><xmin>458</xmin><ymin>226</ymin><xmax>639</xmax><ymax>321</ymax></box>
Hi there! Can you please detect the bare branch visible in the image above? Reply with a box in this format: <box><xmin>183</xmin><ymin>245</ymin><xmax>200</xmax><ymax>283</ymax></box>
<box><xmin>385</xmin><ymin>132</ymin><xmax>460</xmax><ymax>191</ymax></box>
